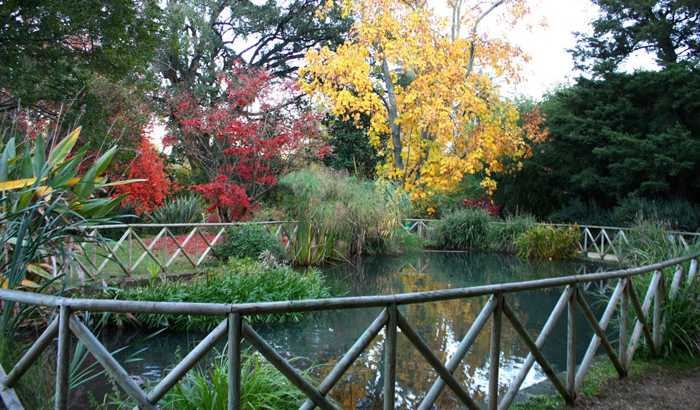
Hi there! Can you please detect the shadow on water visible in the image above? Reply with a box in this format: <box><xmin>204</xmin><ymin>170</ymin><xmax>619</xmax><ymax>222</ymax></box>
<box><xmin>83</xmin><ymin>251</ymin><xmax>613</xmax><ymax>408</ymax></box>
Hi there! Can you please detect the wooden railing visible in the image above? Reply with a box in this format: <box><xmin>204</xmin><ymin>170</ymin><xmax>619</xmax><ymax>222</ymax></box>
<box><xmin>0</xmin><ymin>253</ymin><xmax>698</xmax><ymax>409</ymax></box>
<box><xmin>62</xmin><ymin>221</ymin><xmax>298</xmax><ymax>280</ymax></box>
<box><xmin>403</xmin><ymin>219</ymin><xmax>700</xmax><ymax>261</ymax></box>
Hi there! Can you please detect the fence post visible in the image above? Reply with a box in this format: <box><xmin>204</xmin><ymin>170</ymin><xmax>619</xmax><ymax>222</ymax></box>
<box><xmin>228</xmin><ymin>313</ymin><xmax>242</xmax><ymax>410</ymax></box>
<box><xmin>567</xmin><ymin>289</ymin><xmax>577</xmax><ymax>401</ymax></box>
<box><xmin>384</xmin><ymin>304</ymin><xmax>397</xmax><ymax>410</ymax></box>
<box><xmin>653</xmin><ymin>275</ymin><xmax>665</xmax><ymax>352</ymax></box>
<box><xmin>489</xmin><ymin>294</ymin><xmax>503</xmax><ymax>410</ymax></box>
<box><xmin>618</xmin><ymin>280</ymin><xmax>629</xmax><ymax>370</ymax></box>
<box><xmin>54</xmin><ymin>305</ymin><xmax>71</xmax><ymax>410</ymax></box>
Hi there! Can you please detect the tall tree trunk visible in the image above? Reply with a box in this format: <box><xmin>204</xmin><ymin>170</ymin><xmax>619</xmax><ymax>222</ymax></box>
<box><xmin>381</xmin><ymin>57</ymin><xmax>403</xmax><ymax>170</ymax></box>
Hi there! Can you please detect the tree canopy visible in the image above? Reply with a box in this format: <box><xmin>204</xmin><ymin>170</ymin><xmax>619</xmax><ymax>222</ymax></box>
<box><xmin>0</xmin><ymin>0</ymin><xmax>160</xmax><ymax>113</ymax></box>
<box><xmin>572</xmin><ymin>0</ymin><xmax>700</xmax><ymax>74</ymax></box>
<box><xmin>495</xmin><ymin>64</ymin><xmax>700</xmax><ymax>216</ymax></box>
<box><xmin>301</xmin><ymin>0</ymin><xmax>546</xmax><ymax>207</ymax></box>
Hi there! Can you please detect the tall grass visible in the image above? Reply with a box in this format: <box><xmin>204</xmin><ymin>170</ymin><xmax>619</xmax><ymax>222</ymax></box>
<box><xmin>432</xmin><ymin>208</ymin><xmax>493</xmax><ymax>250</ymax></box>
<box><xmin>110</xmin><ymin>258</ymin><xmax>330</xmax><ymax>331</ymax></box>
<box><xmin>659</xmin><ymin>282</ymin><xmax>700</xmax><ymax>357</ymax></box>
<box><xmin>161</xmin><ymin>351</ymin><xmax>305</xmax><ymax>410</ymax></box>
<box><xmin>279</xmin><ymin>166</ymin><xmax>411</xmax><ymax>265</ymax></box>
<box><xmin>618</xmin><ymin>220</ymin><xmax>686</xmax><ymax>267</ymax></box>
<box><xmin>486</xmin><ymin>214</ymin><xmax>537</xmax><ymax>253</ymax></box>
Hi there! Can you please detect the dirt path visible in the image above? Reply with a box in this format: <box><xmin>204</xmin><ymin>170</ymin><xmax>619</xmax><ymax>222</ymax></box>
<box><xmin>576</xmin><ymin>362</ymin><xmax>700</xmax><ymax>410</ymax></box>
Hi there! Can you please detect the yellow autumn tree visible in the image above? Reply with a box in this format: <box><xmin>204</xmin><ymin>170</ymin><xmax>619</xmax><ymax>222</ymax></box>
<box><xmin>300</xmin><ymin>0</ymin><xmax>546</xmax><ymax>209</ymax></box>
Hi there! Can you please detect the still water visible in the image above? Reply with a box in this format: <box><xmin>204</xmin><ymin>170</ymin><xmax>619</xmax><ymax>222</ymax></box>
<box><xmin>88</xmin><ymin>251</ymin><xmax>612</xmax><ymax>408</ymax></box>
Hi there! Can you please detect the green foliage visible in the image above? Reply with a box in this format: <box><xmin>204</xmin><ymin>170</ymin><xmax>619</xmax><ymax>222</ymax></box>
<box><xmin>514</xmin><ymin>225</ymin><xmax>580</xmax><ymax>260</ymax></box>
<box><xmin>571</xmin><ymin>0</ymin><xmax>700</xmax><ymax>74</ymax></box>
<box><xmin>0</xmin><ymin>1</ymin><xmax>159</xmax><ymax>110</ymax></box>
<box><xmin>487</xmin><ymin>214</ymin><xmax>537</xmax><ymax>253</ymax></box>
<box><xmin>612</xmin><ymin>197</ymin><xmax>700</xmax><ymax>232</ymax></box>
<box><xmin>156</xmin><ymin>0</ymin><xmax>351</xmax><ymax>99</ymax></box>
<box><xmin>112</xmin><ymin>258</ymin><xmax>330</xmax><ymax>331</ymax></box>
<box><xmin>279</xmin><ymin>166</ymin><xmax>411</xmax><ymax>265</ymax></box>
<box><xmin>433</xmin><ymin>209</ymin><xmax>494</xmax><ymax>250</ymax></box>
<box><xmin>659</xmin><ymin>282</ymin><xmax>700</xmax><ymax>357</ymax></box>
<box><xmin>213</xmin><ymin>224</ymin><xmax>285</xmax><ymax>261</ymax></box>
<box><xmin>149</xmin><ymin>194</ymin><xmax>205</xmax><ymax>225</ymax></box>
<box><xmin>496</xmin><ymin>65</ymin><xmax>700</xmax><ymax>218</ymax></box>
<box><xmin>618</xmin><ymin>220</ymin><xmax>686</xmax><ymax>267</ymax></box>
<box><xmin>0</xmin><ymin>125</ymin><xmax>123</xmax><ymax>333</ymax></box>
<box><xmin>162</xmin><ymin>351</ymin><xmax>304</xmax><ymax>410</ymax></box>
<box><xmin>323</xmin><ymin>115</ymin><xmax>378</xmax><ymax>178</ymax></box>
<box><xmin>547</xmin><ymin>199</ymin><xmax>615</xmax><ymax>226</ymax></box>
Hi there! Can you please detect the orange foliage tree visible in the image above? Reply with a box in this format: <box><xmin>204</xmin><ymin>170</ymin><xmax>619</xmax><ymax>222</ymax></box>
<box><xmin>117</xmin><ymin>132</ymin><xmax>171</xmax><ymax>215</ymax></box>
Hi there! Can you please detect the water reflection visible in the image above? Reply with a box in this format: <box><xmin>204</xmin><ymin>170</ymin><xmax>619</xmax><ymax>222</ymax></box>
<box><xmin>98</xmin><ymin>252</ymin><xmax>612</xmax><ymax>409</ymax></box>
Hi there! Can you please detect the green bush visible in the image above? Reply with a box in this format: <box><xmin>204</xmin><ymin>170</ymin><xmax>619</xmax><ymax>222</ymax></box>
<box><xmin>486</xmin><ymin>214</ymin><xmax>537</xmax><ymax>253</ymax></box>
<box><xmin>149</xmin><ymin>194</ymin><xmax>205</xmax><ymax>234</ymax></box>
<box><xmin>433</xmin><ymin>208</ymin><xmax>494</xmax><ymax>250</ymax></box>
<box><xmin>111</xmin><ymin>258</ymin><xmax>330</xmax><ymax>331</ymax></box>
<box><xmin>213</xmin><ymin>224</ymin><xmax>286</xmax><ymax>261</ymax></box>
<box><xmin>162</xmin><ymin>351</ymin><xmax>305</xmax><ymax>410</ymax></box>
<box><xmin>514</xmin><ymin>225</ymin><xmax>580</xmax><ymax>260</ymax></box>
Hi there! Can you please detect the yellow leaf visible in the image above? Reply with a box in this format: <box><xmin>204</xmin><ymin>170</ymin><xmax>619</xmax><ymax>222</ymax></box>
<box><xmin>0</xmin><ymin>178</ymin><xmax>37</xmax><ymax>191</ymax></box>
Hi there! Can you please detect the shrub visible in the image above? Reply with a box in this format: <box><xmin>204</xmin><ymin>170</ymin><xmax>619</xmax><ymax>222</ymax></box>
<box><xmin>514</xmin><ymin>225</ymin><xmax>580</xmax><ymax>260</ymax></box>
<box><xmin>659</xmin><ymin>282</ymin><xmax>700</xmax><ymax>357</ymax></box>
<box><xmin>618</xmin><ymin>220</ymin><xmax>687</xmax><ymax>267</ymax></box>
<box><xmin>613</xmin><ymin>197</ymin><xmax>700</xmax><ymax>232</ymax></box>
<box><xmin>162</xmin><ymin>351</ymin><xmax>305</xmax><ymax>410</ymax></box>
<box><xmin>149</xmin><ymin>194</ymin><xmax>205</xmax><ymax>225</ymax></box>
<box><xmin>213</xmin><ymin>224</ymin><xmax>286</xmax><ymax>261</ymax></box>
<box><xmin>487</xmin><ymin>214</ymin><xmax>537</xmax><ymax>253</ymax></box>
<box><xmin>111</xmin><ymin>258</ymin><xmax>330</xmax><ymax>331</ymax></box>
<box><xmin>433</xmin><ymin>208</ymin><xmax>494</xmax><ymax>250</ymax></box>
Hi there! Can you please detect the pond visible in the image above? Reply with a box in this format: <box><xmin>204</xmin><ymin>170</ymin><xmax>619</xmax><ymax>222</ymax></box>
<box><xmin>81</xmin><ymin>251</ymin><xmax>613</xmax><ymax>408</ymax></box>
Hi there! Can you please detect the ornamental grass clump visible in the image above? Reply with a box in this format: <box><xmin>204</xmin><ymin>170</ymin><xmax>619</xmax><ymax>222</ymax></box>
<box><xmin>514</xmin><ymin>225</ymin><xmax>580</xmax><ymax>260</ymax></box>
<box><xmin>486</xmin><ymin>214</ymin><xmax>537</xmax><ymax>253</ymax></box>
<box><xmin>279</xmin><ymin>165</ymin><xmax>410</xmax><ymax>265</ymax></box>
<box><xmin>162</xmin><ymin>351</ymin><xmax>305</xmax><ymax>410</ymax></box>
<box><xmin>111</xmin><ymin>258</ymin><xmax>330</xmax><ymax>331</ymax></box>
<box><xmin>432</xmin><ymin>208</ymin><xmax>493</xmax><ymax>250</ymax></box>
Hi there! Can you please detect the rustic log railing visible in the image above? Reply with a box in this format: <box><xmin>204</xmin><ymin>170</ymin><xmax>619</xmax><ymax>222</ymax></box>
<box><xmin>64</xmin><ymin>221</ymin><xmax>298</xmax><ymax>280</ymax></box>
<box><xmin>0</xmin><ymin>252</ymin><xmax>698</xmax><ymax>409</ymax></box>
<box><xmin>403</xmin><ymin>219</ymin><xmax>700</xmax><ymax>261</ymax></box>
<box><xmin>46</xmin><ymin>220</ymin><xmax>700</xmax><ymax>280</ymax></box>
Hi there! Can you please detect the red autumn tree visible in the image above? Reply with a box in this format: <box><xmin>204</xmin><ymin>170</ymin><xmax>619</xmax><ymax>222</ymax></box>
<box><xmin>167</xmin><ymin>64</ymin><xmax>326</xmax><ymax>221</ymax></box>
<box><xmin>117</xmin><ymin>133</ymin><xmax>171</xmax><ymax>215</ymax></box>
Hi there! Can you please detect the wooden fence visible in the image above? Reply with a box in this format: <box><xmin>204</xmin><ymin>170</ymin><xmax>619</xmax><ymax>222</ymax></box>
<box><xmin>403</xmin><ymin>219</ymin><xmax>700</xmax><ymax>261</ymax></box>
<box><xmin>38</xmin><ymin>220</ymin><xmax>700</xmax><ymax>281</ymax></box>
<box><xmin>0</xmin><ymin>252</ymin><xmax>698</xmax><ymax>409</ymax></box>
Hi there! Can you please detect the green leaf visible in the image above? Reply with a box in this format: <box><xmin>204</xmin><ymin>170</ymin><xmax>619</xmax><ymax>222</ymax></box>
<box><xmin>48</xmin><ymin>127</ymin><xmax>81</xmax><ymax>168</ymax></box>
<box><xmin>0</xmin><ymin>137</ymin><xmax>16</xmax><ymax>181</ymax></box>
<box><xmin>74</xmin><ymin>146</ymin><xmax>116</xmax><ymax>199</ymax></box>
<box><xmin>32</xmin><ymin>134</ymin><xmax>47</xmax><ymax>178</ymax></box>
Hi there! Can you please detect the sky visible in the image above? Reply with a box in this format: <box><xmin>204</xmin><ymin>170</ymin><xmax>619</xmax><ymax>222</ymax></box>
<box><xmin>471</xmin><ymin>0</ymin><xmax>656</xmax><ymax>98</ymax></box>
